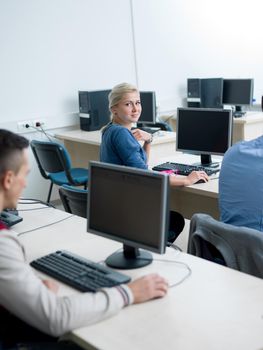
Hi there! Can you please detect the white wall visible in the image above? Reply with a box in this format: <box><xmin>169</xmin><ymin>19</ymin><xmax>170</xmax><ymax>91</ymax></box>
<box><xmin>0</xmin><ymin>0</ymin><xmax>136</xmax><ymax>128</ymax></box>
<box><xmin>132</xmin><ymin>0</ymin><xmax>263</xmax><ymax>112</ymax></box>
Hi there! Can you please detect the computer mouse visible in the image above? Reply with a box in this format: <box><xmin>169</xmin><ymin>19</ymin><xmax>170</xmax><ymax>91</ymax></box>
<box><xmin>195</xmin><ymin>179</ymin><xmax>206</xmax><ymax>184</ymax></box>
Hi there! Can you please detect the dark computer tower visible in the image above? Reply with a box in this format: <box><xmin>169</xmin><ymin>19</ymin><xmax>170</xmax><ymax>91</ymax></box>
<box><xmin>201</xmin><ymin>78</ymin><xmax>224</xmax><ymax>108</ymax></box>
<box><xmin>79</xmin><ymin>90</ymin><xmax>111</xmax><ymax>131</ymax></box>
<box><xmin>187</xmin><ymin>79</ymin><xmax>201</xmax><ymax>107</ymax></box>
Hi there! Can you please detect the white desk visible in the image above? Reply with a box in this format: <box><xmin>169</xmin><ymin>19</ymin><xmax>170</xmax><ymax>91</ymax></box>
<box><xmin>168</xmin><ymin>111</ymin><xmax>263</xmax><ymax>144</ymax></box>
<box><xmin>55</xmin><ymin>129</ymin><xmax>177</xmax><ymax>167</ymax></box>
<box><xmin>150</xmin><ymin>153</ymin><xmax>220</xmax><ymax>220</ymax></box>
<box><xmin>55</xmin><ymin>130</ymin><xmax>219</xmax><ymax>220</ymax></box>
<box><xmin>15</xmin><ymin>204</ymin><xmax>263</xmax><ymax>350</ymax></box>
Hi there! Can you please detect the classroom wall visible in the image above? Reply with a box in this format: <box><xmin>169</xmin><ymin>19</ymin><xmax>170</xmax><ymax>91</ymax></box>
<box><xmin>1</xmin><ymin>0</ymin><xmax>262</xmax><ymax>200</ymax></box>
<box><xmin>0</xmin><ymin>0</ymin><xmax>136</xmax><ymax>129</ymax></box>
<box><xmin>132</xmin><ymin>0</ymin><xmax>263</xmax><ymax>112</ymax></box>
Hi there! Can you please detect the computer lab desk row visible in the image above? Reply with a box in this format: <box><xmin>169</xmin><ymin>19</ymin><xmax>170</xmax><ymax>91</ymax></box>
<box><xmin>55</xmin><ymin>130</ymin><xmax>219</xmax><ymax>220</ymax></box>
<box><xmin>13</xmin><ymin>202</ymin><xmax>263</xmax><ymax>350</ymax></box>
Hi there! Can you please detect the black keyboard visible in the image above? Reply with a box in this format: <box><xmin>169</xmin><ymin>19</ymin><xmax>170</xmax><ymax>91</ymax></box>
<box><xmin>152</xmin><ymin>162</ymin><xmax>219</xmax><ymax>176</ymax></box>
<box><xmin>30</xmin><ymin>250</ymin><xmax>131</xmax><ymax>292</ymax></box>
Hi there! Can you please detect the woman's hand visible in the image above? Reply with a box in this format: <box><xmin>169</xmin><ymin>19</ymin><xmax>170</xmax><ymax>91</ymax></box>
<box><xmin>131</xmin><ymin>128</ymin><xmax>152</xmax><ymax>144</ymax></box>
<box><xmin>169</xmin><ymin>170</ymin><xmax>209</xmax><ymax>187</ymax></box>
<box><xmin>183</xmin><ymin>171</ymin><xmax>209</xmax><ymax>186</ymax></box>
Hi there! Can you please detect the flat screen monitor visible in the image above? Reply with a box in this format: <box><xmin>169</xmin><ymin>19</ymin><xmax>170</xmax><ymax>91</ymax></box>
<box><xmin>201</xmin><ymin>78</ymin><xmax>224</xmax><ymax>108</ymax></box>
<box><xmin>79</xmin><ymin>90</ymin><xmax>111</xmax><ymax>131</ymax></box>
<box><xmin>176</xmin><ymin>108</ymin><xmax>233</xmax><ymax>167</ymax></box>
<box><xmin>223</xmin><ymin>79</ymin><xmax>254</xmax><ymax>116</ymax></box>
<box><xmin>137</xmin><ymin>91</ymin><xmax>156</xmax><ymax>126</ymax></box>
<box><xmin>87</xmin><ymin>161</ymin><xmax>169</xmax><ymax>269</ymax></box>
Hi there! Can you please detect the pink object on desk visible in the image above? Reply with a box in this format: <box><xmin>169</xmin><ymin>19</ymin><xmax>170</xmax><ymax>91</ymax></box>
<box><xmin>160</xmin><ymin>170</ymin><xmax>176</xmax><ymax>175</ymax></box>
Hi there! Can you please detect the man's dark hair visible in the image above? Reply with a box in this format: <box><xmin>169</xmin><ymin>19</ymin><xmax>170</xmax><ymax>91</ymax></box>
<box><xmin>0</xmin><ymin>129</ymin><xmax>29</xmax><ymax>177</ymax></box>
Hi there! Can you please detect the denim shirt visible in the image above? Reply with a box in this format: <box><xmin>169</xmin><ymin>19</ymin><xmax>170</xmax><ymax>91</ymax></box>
<box><xmin>100</xmin><ymin>123</ymin><xmax>147</xmax><ymax>169</ymax></box>
<box><xmin>219</xmin><ymin>135</ymin><xmax>263</xmax><ymax>231</ymax></box>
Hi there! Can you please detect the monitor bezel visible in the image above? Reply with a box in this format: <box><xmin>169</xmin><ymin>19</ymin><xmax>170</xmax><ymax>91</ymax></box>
<box><xmin>138</xmin><ymin>91</ymin><xmax>157</xmax><ymax>125</ymax></box>
<box><xmin>176</xmin><ymin>107</ymin><xmax>233</xmax><ymax>157</ymax></box>
<box><xmin>222</xmin><ymin>79</ymin><xmax>254</xmax><ymax>106</ymax></box>
<box><xmin>87</xmin><ymin>161</ymin><xmax>169</xmax><ymax>255</ymax></box>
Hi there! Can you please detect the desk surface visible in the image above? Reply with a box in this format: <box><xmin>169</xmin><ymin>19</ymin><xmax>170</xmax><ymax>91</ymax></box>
<box><xmin>56</xmin><ymin>129</ymin><xmax>176</xmax><ymax>146</ymax></box>
<box><xmin>232</xmin><ymin>111</ymin><xmax>263</xmax><ymax>124</ymax></box>
<box><xmin>15</xmin><ymin>203</ymin><xmax>263</xmax><ymax>350</ymax></box>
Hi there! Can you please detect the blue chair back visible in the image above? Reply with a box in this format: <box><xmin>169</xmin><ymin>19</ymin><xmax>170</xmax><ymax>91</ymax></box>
<box><xmin>31</xmin><ymin>140</ymin><xmax>71</xmax><ymax>177</ymax></box>
<box><xmin>31</xmin><ymin>140</ymin><xmax>88</xmax><ymax>203</ymax></box>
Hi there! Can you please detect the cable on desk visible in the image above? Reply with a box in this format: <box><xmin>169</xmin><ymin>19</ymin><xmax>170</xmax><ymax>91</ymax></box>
<box><xmin>107</xmin><ymin>247</ymin><xmax>191</xmax><ymax>288</ymax></box>
<box><xmin>18</xmin><ymin>198</ymin><xmax>56</xmax><ymax>208</ymax></box>
<box><xmin>18</xmin><ymin>207</ymin><xmax>54</xmax><ymax>212</ymax></box>
<box><xmin>17</xmin><ymin>214</ymin><xmax>75</xmax><ymax>236</ymax></box>
<box><xmin>152</xmin><ymin>258</ymin><xmax>192</xmax><ymax>288</ymax></box>
<box><xmin>167</xmin><ymin>242</ymin><xmax>182</xmax><ymax>252</ymax></box>
<box><xmin>209</xmin><ymin>176</ymin><xmax>219</xmax><ymax>181</ymax></box>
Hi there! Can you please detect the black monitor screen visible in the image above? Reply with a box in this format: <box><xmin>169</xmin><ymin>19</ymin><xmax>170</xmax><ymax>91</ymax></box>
<box><xmin>87</xmin><ymin>162</ymin><xmax>169</xmax><ymax>269</ymax></box>
<box><xmin>177</xmin><ymin>108</ymin><xmax>232</xmax><ymax>166</ymax></box>
<box><xmin>201</xmin><ymin>78</ymin><xmax>223</xmax><ymax>108</ymax></box>
<box><xmin>223</xmin><ymin>79</ymin><xmax>254</xmax><ymax>106</ymax></box>
<box><xmin>79</xmin><ymin>90</ymin><xmax>111</xmax><ymax>131</ymax></box>
<box><xmin>138</xmin><ymin>91</ymin><xmax>156</xmax><ymax>124</ymax></box>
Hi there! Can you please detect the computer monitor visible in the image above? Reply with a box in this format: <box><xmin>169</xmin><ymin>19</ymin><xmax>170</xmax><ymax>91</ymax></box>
<box><xmin>87</xmin><ymin>161</ymin><xmax>169</xmax><ymax>269</ymax></box>
<box><xmin>78</xmin><ymin>90</ymin><xmax>111</xmax><ymax>131</ymax></box>
<box><xmin>176</xmin><ymin>108</ymin><xmax>233</xmax><ymax>167</ymax></box>
<box><xmin>200</xmin><ymin>78</ymin><xmax>224</xmax><ymax>108</ymax></box>
<box><xmin>223</xmin><ymin>79</ymin><xmax>254</xmax><ymax>116</ymax></box>
<box><xmin>137</xmin><ymin>91</ymin><xmax>157</xmax><ymax>126</ymax></box>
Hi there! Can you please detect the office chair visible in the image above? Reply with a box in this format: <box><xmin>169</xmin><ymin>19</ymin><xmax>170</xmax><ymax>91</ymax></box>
<box><xmin>188</xmin><ymin>213</ymin><xmax>263</xmax><ymax>279</ymax></box>
<box><xmin>31</xmin><ymin>140</ymin><xmax>88</xmax><ymax>203</ymax></box>
<box><xmin>59</xmin><ymin>185</ymin><xmax>88</xmax><ymax>218</ymax></box>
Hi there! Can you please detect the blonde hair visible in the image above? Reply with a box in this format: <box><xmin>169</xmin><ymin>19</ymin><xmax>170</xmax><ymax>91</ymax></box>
<box><xmin>108</xmin><ymin>82</ymin><xmax>139</xmax><ymax>119</ymax></box>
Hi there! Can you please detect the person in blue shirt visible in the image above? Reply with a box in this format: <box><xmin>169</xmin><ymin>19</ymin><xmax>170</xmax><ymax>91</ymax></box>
<box><xmin>219</xmin><ymin>135</ymin><xmax>263</xmax><ymax>231</ymax></box>
<box><xmin>100</xmin><ymin>82</ymin><xmax>209</xmax><ymax>186</ymax></box>
<box><xmin>100</xmin><ymin>83</ymin><xmax>209</xmax><ymax>243</ymax></box>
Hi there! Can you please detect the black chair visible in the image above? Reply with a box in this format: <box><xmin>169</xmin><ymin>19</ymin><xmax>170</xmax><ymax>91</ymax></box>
<box><xmin>188</xmin><ymin>213</ymin><xmax>263</xmax><ymax>279</ymax></box>
<box><xmin>31</xmin><ymin>140</ymin><xmax>88</xmax><ymax>203</ymax></box>
<box><xmin>59</xmin><ymin>185</ymin><xmax>88</xmax><ymax>218</ymax></box>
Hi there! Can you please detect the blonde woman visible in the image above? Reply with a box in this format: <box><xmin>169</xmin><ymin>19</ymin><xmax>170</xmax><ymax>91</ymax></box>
<box><xmin>100</xmin><ymin>82</ymin><xmax>209</xmax><ymax>186</ymax></box>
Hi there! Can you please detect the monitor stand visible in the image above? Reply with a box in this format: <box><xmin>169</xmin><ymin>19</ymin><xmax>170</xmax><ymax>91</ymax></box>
<box><xmin>105</xmin><ymin>244</ymin><xmax>153</xmax><ymax>269</ymax></box>
<box><xmin>193</xmin><ymin>154</ymin><xmax>219</xmax><ymax>168</ymax></box>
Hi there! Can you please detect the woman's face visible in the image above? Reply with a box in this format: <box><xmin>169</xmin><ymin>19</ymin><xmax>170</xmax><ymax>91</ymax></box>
<box><xmin>111</xmin><ymin>91</ymin><xmax>142</xmax><ymax>126</ymax></box>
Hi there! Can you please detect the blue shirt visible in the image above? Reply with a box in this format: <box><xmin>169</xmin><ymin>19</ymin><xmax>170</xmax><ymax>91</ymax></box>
<box><xmin>219</xmin><ymin>135</ymin><xmax>263</xmax><ymax>231</ymax></box>
<box><xmin>100</xmin><ymin>123</ymin><xmax>147</xmax><ymax>169</ymax></box>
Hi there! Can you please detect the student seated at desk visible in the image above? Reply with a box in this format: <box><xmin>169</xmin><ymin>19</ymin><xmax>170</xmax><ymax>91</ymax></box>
<box><xmin>0</xmin><ymin>129</ymin><xmax>168</xmax><ymax>350</ymax></box>
<box><xmin>100</xmin><ymin>83</ymin><xmax>209</xmax><ymax>186</ymax></box>
<box><xmin>100</xmin><ymin>83</ymin><xmax>209</xmax><ymax>242</ymax></box>
<box><xmin>219</xmin><ymin>135</ymin><xmax>263</xmax><ymax>231</ymax></box>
